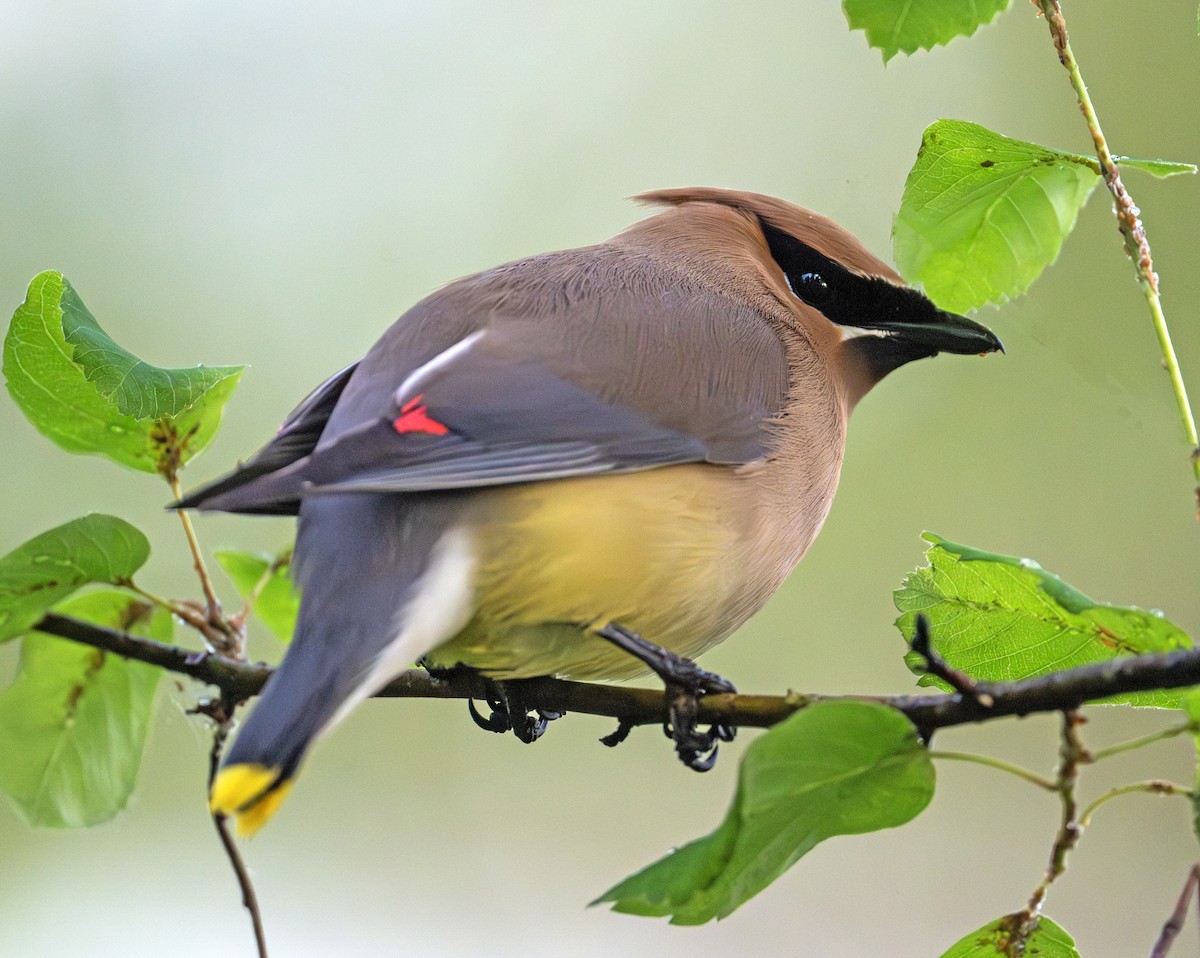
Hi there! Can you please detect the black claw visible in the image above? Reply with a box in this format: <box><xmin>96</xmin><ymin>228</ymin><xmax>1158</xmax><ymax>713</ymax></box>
<box><xmin>679</xmin><ymin>742</ymin><xmax>720</xmax><ymax>772</ymax></box>
<box><xmin>467</xmin><ymin>697</ymin><xmax>511</xmax><ymax>734</ymax></box>
<box><xmin>600</xmin><ymin>717</ymin><xmax>635</xmax><ymax>748</ymax></box>
<box><xmin>596</xmin><ymin>622</ymin><xmax>738</xmax><ymax>773</ymax></box>
<box><xmin>512</xmin><ymin>710</ymin><xmax>548</xmax><ymax>744</ymax></box>
<box><xmin>467</xmin><ymin>679</ymin><xmax>564</xmax><ymax>745</ymax></box>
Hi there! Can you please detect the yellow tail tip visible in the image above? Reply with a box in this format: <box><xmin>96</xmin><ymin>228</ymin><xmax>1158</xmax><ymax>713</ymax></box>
<box><xmin>209</xmin><ymin>763</ymin><xmax>294</xmax><ymax>837</ymax></box>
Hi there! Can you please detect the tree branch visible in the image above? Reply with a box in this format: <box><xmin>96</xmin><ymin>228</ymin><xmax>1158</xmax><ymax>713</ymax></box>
<box><xmin>1014</xmin><ymin>710</ymin><xmax>1089</xmax><ymax>944</ymax></box>
<box><xmin>32</xmin><ymin>611</ymin><xmax>1200</xmax><ymax>737</ymax></box>
<box><xmin>1151</xmin><ymin>864</ymin><xmax>1200</xmax><ymax>958</ymax></box>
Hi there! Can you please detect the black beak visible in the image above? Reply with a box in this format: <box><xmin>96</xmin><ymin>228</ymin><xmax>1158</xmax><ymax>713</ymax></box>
<box><xmin>843</xmin><ymin>299</ymin><xmax>1005</xmax><ymax>383</ymax></box>
<box><xmin>873</xmin><ymin>307</ymin><xmax>1004</xmax><ymax>357</ymax></box>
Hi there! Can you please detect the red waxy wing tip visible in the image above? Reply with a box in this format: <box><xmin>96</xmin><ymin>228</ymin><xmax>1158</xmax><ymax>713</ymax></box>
<box><xmin>392</xmin><ymin>394</ymin><xmax>450</xmax><ymax>436</ymax></box>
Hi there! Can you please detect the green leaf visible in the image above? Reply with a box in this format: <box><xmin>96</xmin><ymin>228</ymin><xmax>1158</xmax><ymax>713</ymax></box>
<box><xmin>594</xmin><ymin>701</ymin><xmax>935</xmax><ymax>924</ymax></box>
<box><xmin>938</xmin><ymin>914</ymin><xmax>1079</xmax><ymax>958</ymax></box>
<box><xmin>0</xmin><ymin>590</ymin><xmax>166</xmax><ymax>827</ymax></box>
<box><xmin>895</xmin><ymin>533</ymin><xmax>1195</xmax><ymax>707</ymax></box>
<box><xmin>893</xmin><ymin>120</ymin><xmax>1100</xmax><ymax>313</ymax></box>
<box><xmin>843</xmin><ymin>0</ymin><xmax>1012</xmax><ymax>62</ymax></box>
<box><xmin>4</xmin><ymin>270</ymin><xmax>244</xmax><ymax>476</ymax></box>
<box><xmin>1114</xmin><ymin>156</ymin><xmax>1198</xmax><ymax>178</ymax></box>
<box><xmin>214</xmin><ymin>548</ymin><xmax>299</xmax><ymax>642</ymax></box>
<box><xmin>0</xmin><ymin>514</ymin><xmax>150</xmax><ymax>644</ymax></box>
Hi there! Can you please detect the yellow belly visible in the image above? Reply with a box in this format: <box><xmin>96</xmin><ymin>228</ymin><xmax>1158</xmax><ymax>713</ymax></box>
<box><xmin>424</xmin><ymin>464</ymin><xmax>771</xmax><ymax>680</ymax></box>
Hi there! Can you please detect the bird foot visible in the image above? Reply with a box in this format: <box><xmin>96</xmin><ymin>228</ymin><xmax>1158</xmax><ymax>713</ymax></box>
<box><xmin>467</xmin><ymin>680</ymin><xmax>563</xmax><ymax>744</ymax></box>
<box><xmin>596</xmin><ymin>623</ymin><xmax>737</xmax><ymax>771</ymax></box>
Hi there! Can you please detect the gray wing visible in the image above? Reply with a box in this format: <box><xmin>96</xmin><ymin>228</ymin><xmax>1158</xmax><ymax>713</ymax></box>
<box><xmin>173</xmin><ymin>361</ymin><xmax>359</xmax><ymax>514</ymax></box>
<box><xmin>179</xmin><ymin>245</ymin><xmax>789</xmax><ymax>514</ymax></box>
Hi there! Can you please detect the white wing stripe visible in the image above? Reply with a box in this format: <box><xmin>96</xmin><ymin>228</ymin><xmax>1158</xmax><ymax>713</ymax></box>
<box><xmin>393</xmin><ymin>329</ymin><xmax>487</xmax><ymax>405</ymax></box>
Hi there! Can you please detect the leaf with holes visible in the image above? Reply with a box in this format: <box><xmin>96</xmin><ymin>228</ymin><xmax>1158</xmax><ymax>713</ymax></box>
<box><xmin>4</xmin><ymin>270</ymin><xmax>244</xmax><ymax>476</ymax></box>
<box><xmin>215</xmin><ymin>547</ymin><xmax>300</xmax><ymax>642</ymax></box>
<box><xmin>594</xmin><ymin>701</ymin><xmax>934</xmax><ymax>924</ymax></box>
<box><xmin>0</xmin><ymin>514</ymin><xmax>150</xmax><ymax>644</ymax></box>
<box><xmin>938</xmin><ymin>914</ymin><xmax>1079</xmax><ymax>958</ymax></box>
<box><xmin>843</xmin><ymin>0</ymin><xmax>1012</xmax><ymax>62</ymax></box>
<box><xmin>0</xmin><ymin>590</ymin><xmax>167</xmax><ymax>827</ymax></box>
<box><xmin>895</xmin><ymin>533</ymin><xmax>1194</xmax><ymax>707</ymax></box>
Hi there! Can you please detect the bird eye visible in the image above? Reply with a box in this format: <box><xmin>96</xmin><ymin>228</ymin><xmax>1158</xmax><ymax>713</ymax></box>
<box><xmin>795</xmin><ymin>272</ymin><xmax>830</xmax><ymax>305</ymax></box>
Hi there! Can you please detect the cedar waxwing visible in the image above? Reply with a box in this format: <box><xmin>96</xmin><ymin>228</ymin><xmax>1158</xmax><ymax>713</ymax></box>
<box><xmin>181</xmin><ymin>188</ymin><xmax>1001</xmax><ymax>835</ymax></box>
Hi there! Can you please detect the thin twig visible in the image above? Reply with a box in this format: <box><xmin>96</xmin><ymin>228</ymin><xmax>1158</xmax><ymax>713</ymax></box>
<box><xmin>35</xmin><ymin>612</ymin><xmax>267</xmax><ymax>701</ymax></box>
<box><xmin>910</xmin><ymin>614</ymin><xmax>995</xmax><ymax>707</ymax></box>
<box><xmin>1150</xmin><ymin>865</ymin><xmax>1200</xmax><ymax>958</ymax></box>
<box><xmin>203</xmin><ymin>699</ymin><xmax>269</xmax><ymax>958</ymax></box>
<box><xmin>122</xmin><ymin>579</ymin><xmax>230</xmax><ymax>649</ymax></box>
<box><xmin>1035</xmin><ymin>0</ymin><xmax>1200</xmax><ymax>513</ymax></box>
<box><xmin>1012</xmin><ymin>711</ymin><xmax>1090</xmax><ymax>951</ymax></box>
<box><xmin>31</xmin><ymin>610</ymin><xmax>1200</xmax><ymax>738</ymax></box>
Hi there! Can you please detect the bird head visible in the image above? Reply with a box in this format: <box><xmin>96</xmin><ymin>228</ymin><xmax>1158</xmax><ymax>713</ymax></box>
<box><xmin>633</xmin><ymin>187</ymin><xmax>1002</xmax><ymax>407</ymax></box>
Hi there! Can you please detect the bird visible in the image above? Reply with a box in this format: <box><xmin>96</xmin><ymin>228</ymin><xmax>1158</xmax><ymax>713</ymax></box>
<box><xmin>179</xmin><ymin>187</ymin><xmax>1002</xmax><ymax>836</ymax></box>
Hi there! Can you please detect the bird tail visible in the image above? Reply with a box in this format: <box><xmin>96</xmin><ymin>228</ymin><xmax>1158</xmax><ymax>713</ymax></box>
<box><xmin>210</xmin><ymin>765</ymin><xmax>295</xmax><ymax>836</ymax></box>
<box><xmin>210</xmin><ymin>493</ymin><xmax>475</xmax><ymax>836</ymax></box>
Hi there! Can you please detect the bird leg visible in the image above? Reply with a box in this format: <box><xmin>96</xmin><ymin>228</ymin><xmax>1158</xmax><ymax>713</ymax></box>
<box><xmin>466</xmin><ymin>678</ymin><xmax>563</xmax><ymax>744</ymax></box>
<box><xmin>595</xmin><ymin>623</ymin><xmax>737</xmax><ymax>772</ymax></box>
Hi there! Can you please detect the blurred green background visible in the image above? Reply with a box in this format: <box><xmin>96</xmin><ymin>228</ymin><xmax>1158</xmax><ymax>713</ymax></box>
<box><xmin>2</xmin><ymin>2</ymin><xmax>1199</xmax><ymax>955</ymax></box>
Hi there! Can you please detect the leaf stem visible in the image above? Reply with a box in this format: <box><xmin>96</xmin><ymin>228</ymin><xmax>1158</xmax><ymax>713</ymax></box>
<box><xmin>928</xmin><ymin>750</ymin><xmax>1057</xmax><ymax>791</ymax></box>
<box><xmin>1078</xmin><ymin>780</ymin><xmax>1193</xmax><ymax>830</ymax></box>
<box><xmin>231</xmin><ymin>548</ymin><xmax>292</xmax><ymax>633</ymax></box>
<box><xmin>168</xmin><ymin>475</ymin><xmax>243</xmax><ymax>657</ymax></box>
<box><xmin>245</xmin><ymin>562</ymin><xmax>276</xmax><ymax>609</ymax></box>
<box><xmin>1089</xmin><ymin>722</ymin><xmax>1196</xmax><ymax>763</ymax></box>
<box><xmin>123</xmin><ymin>579</ymin><xmax>217</xmax><ymax>638</ymax></box>
<box><xmin>1036</xmin><ymin>0</ymin><xmax>1200</xmax><ymax>514</ymax></box>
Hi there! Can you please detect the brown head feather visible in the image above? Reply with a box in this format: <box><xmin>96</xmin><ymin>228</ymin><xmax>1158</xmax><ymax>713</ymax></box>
<box><xmin>632</xmin><ymin>187</ymin><xmax>902</xmax><ymax>284</ymax></box>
